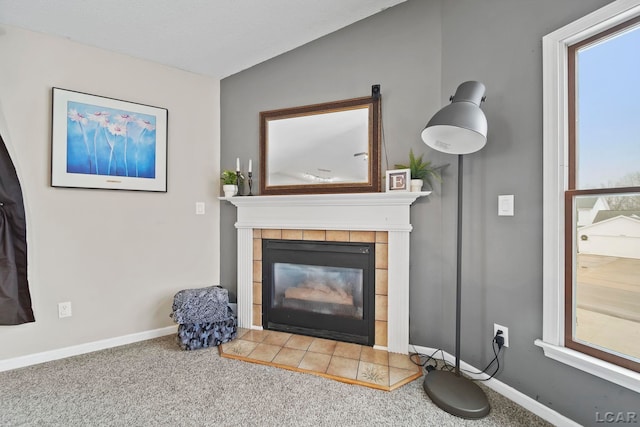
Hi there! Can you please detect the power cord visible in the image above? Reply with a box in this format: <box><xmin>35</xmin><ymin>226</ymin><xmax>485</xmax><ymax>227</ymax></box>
<box><xmin>470</xmin><ymin>339</ymin><xmax>502</xmax><ymax>381</ymax></box>
<box><xmin>462</xmin><ymin>330</ymin><xmax>505</xmax><ymax>381</ymax></box>
<box><xmin>410</xmin><ymin>330</ymin><xmax>506</xmax><ymax>381</ymax></box>
<box><xmin>379</xmin><ymin>94</ymin><xmax>389</xmax><ymax>172</ymax></box>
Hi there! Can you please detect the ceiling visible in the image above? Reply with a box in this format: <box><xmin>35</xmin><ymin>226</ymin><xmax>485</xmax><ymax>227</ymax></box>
<box><xmin>0</xmin><ymin>0</ymin><xmax>406</xmax><ymax>79</ymax></box>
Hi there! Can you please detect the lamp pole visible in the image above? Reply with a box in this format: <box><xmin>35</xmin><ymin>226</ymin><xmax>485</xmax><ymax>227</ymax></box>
<box><xmin>455</xmin><ymin>154</ymin><xmax>463</xmax><ymax>375</ymax></box>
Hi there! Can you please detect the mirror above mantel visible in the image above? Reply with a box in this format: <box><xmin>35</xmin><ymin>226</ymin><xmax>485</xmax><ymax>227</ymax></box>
<box><xmin>260</xmin><ymin>92</ymin><xmax>381</xmax><ymax>195</ymax></box>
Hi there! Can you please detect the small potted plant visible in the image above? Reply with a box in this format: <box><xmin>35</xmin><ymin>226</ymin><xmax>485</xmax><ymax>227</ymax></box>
<box><xmin>221</xmin><ymin>170</ymin><xmax>241</xmax><ymax>197</ymax></box>
<box><xmin>395</xmin><ymin>149</ymin><xmax>445</xmax><ymax>192</ymax></box>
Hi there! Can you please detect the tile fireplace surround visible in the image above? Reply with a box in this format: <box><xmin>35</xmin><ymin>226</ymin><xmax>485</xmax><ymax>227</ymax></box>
<box><xmin>223</xmin><ymin>192</ymin><xmax>428</xmax><ymax>354</ymax></box>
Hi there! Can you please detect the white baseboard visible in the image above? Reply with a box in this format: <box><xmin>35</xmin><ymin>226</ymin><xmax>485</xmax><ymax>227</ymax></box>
<box><xmin>0</xmin><ymin>325</ymin><xmax>177</xmax><ymax>373</ymax></box>
<box><xmin>411</xmin><ymin>344</ymin><xmax>581</xmax><ymax>427</ymax></box>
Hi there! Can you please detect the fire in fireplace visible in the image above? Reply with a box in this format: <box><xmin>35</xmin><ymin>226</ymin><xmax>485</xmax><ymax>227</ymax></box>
<box><xmin>262</xmin><ymin>239</ymin><xmax>375</xmax><ymax>345</ymax></box>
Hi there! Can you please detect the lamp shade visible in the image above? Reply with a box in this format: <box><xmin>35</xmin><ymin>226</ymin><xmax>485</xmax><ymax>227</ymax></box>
<box><xmin>421</xmin><ymin>81</ymin><xmax>487</xmax><ymax>155</ymax></box>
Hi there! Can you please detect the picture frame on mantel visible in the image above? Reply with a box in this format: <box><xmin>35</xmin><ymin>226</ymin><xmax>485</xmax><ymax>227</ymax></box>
<box><xmin>51</xmin><ymin>87</ymin><xmax>168</xmax><ymax>192</ymax></box>
<box><xmin>385</xmin><ymin>168</ymin><xmax>410</xmax><ymax>192</ymax></box>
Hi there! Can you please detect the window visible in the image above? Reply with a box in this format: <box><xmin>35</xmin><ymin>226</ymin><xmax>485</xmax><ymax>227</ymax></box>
<box><xmin>538</xmin><ymin>0</ymin><xmax>640</xmax><ymax>392</ymax></box>
<box><xmin>566</xmin><ymin>17</ymin><xmax>640</xmax><ymax>372</ymax></box>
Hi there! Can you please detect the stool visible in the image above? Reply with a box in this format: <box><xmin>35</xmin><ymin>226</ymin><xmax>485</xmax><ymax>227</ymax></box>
<box><xmin>170</xmin><ymin>286</ymin><xmax>237</xmax><ymax>350</ymax></box>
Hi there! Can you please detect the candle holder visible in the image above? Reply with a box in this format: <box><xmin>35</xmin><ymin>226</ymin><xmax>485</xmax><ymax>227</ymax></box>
<box><xmin>235</xmin><ymin>171</ymin><xmax>242</xmax><ymax>196</ymax></box>
<box><xmin>248</xmin><ymin>172</ymin><xmax>253</xmax><ymax>196</ymax></box>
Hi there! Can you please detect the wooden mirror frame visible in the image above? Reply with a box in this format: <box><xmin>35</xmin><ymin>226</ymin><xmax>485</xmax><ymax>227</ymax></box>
<box><xmin>259</xmin><ymin>95</ymin><xmax>381</xmax><ymax>195</ymax></box>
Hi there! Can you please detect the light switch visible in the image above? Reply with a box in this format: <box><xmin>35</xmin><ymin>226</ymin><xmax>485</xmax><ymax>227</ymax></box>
<box><xmin>195</xmin><ymin>202</ymin><xmax>205</xmax><ymax>215</ymax></box>
<box><xmin>498</xmin><ymin>195</ymin><xmax>514</xmax><ymax>216</ymax></box>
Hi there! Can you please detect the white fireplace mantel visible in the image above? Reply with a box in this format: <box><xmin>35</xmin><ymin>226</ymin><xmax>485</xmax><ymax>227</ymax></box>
<box><xmin>222</xmin><ymin>191</ymin><xmax>429</xmax><ymax>354</ymax></box>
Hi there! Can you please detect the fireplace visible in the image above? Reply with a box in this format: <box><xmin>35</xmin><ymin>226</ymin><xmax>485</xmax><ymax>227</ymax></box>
<box><xmin>262</xmin><ymin>239</ymin><xmax>375</xmax><ymax>345</ymax></box>
<box><xmin>224</xmin><ymin>192</ymin><xmax>427</xmax><ymax>354</ymax></box>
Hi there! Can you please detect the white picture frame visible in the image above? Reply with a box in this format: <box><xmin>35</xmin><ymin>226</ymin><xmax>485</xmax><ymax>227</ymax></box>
<box><xmin>51</xmin><ymin>87</ymin><xmax>168</xmax><ymax>192</ymax></box>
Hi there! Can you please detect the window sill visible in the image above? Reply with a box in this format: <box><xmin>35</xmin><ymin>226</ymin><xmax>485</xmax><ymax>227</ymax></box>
<box><xmin>535</xmin><ymin>339</ymin><xmax>640</xmax><ymax>393</ymax></box>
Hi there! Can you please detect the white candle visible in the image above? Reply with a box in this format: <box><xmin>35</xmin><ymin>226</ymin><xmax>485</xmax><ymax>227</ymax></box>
<box><xmin>248</xmin><ymin>159</ymin><xmax>252</xmax><ymax>173</ymax></box>
<box><xmin>236</xmin><ymin>157</ymin><xmax>240</xmax><ymax>172</ymax></box>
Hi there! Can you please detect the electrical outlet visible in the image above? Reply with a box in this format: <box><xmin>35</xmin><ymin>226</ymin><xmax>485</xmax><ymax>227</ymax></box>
<box><xmin>494</xmin><ymin>323</ymin><xmax>509</xmax><ymax>347</ymax></box>
<box><xmin>58</xmin><ymin>301</ymin><xmax>72</xmax><ymax>318</ymax></box>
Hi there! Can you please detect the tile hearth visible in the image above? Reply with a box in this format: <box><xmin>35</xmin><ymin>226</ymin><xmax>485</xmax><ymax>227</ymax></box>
<box><xmin>219</xmin><ymin>328</ymin><xmax>422</xmax><ymax>391</ymax></box>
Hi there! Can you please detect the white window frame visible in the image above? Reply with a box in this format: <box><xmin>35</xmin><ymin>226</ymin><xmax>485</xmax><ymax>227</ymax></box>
<box><xmin>536</xmin><ymin>0</ymin><xmax>640</xmax><ymax>392</ymax></box>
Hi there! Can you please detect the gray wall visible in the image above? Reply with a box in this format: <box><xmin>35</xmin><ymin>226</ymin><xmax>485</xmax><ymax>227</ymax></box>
<box><xmin>221</xmin><ymin>1</ymin><xmax>639</xmax><ymax>425</ymax></box>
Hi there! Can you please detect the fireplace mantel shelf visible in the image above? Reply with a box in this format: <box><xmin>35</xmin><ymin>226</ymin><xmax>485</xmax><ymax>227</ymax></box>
<box><xmin>224</xmin><ymin>191</ymin><xmax>429</xmax><ymax>354</ymax></box>
<box><xmin>220</xmin><ymin>191</ymin><xmax>430</xmax><ymax>207</ymax></box>
<box><xmin>221</xmin><ymin>191</ymin><xmax>430</xmax><ymax>233</ymax></box>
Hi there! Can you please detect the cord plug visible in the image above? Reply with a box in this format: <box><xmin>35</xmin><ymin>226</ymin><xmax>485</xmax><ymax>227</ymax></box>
<box><xmin>425</xmin><ymin>364</ymin><xmax>436</xmax><ymax>373</ymax></box>
<box><xmin>494</xmin><ymin>330</ymin><xmax>505</xmax><ymax>349</ymax></box>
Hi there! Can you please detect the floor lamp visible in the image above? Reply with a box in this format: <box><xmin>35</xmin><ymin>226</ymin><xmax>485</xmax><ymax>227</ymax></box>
<box><xmin>420</xmin><ymin>81</ymin><xmax>490</xmax><ymax>419</ymax></box>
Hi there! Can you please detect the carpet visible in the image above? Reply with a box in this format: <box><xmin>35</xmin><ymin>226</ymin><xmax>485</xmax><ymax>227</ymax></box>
<box><xmin>0</xmin><ymin>334</ymin><xmax>554</xmax><ymax>426</ymax></box>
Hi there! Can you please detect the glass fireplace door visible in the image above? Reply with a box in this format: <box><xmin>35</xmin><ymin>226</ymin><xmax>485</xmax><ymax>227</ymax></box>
<box><xmin>263</xmin><ymin>240</ymin><xmax>375</xmax><ymax>345</ymax></box>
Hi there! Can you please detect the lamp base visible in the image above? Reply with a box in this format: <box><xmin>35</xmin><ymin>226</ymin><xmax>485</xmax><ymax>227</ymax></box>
<box><xmin>423</xmin><ymin>369</ymin><xmax>490</xmax><ymax>419</ymax></box>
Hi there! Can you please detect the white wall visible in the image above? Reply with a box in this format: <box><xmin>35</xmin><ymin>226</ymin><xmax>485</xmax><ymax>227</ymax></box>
<box><xmin>0</xmin><ymin>25</ymin><xmax>221</xmax><ymax>360</ymax></box>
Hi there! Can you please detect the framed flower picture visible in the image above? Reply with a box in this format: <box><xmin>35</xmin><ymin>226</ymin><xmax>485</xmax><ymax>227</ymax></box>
<box><xmin>51</xmin><ymin>88</ymin><xmax>168</xmax><ymax>192</ymax></box>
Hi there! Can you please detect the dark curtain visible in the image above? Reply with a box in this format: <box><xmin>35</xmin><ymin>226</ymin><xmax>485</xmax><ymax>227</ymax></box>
<box><xmin>0</xmin><ymin>131</ymin><xmax>34</xmax><ymax>325</ymax></box>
